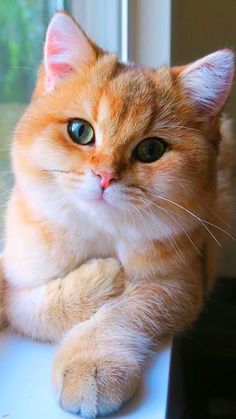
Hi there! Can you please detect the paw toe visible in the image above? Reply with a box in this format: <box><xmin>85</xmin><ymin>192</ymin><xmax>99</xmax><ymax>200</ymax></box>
<box><xmin>58</xmin><ymin>364</ymin><xmax>98</xmax><ymax>417</ymax></box>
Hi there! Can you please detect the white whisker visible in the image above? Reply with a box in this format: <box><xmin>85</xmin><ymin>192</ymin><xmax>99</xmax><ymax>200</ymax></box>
<box><xmin>12</xmin><ymin>66</ymin><xmax>37</xmax><ymax>73</ymax></box>
<box><xmin>201</xmin><ymin>219</ymin><xmax>235</xmax><ymax>240</ymax></box>
<box><xmin>0</xmin><ymin>189</ymin><xmax>11</xmax><ymax>197</ymax></box>
<box><xmin>127</xmin><ymin>205</ymin><xmax>136</xmax><ymax>228</ymax></box>
<box><xmin>207</xmin><ymin>206</ymin><xmax>234</xmax><ymax>231</ymax></box>
<box><xmin>140</xmin><ymin>195</ymin><xmax>201</xmax><ymax>255</ymax></box>
<box><xmin>141</xmin><ymin>187</ymin><xmax>223</xmax><ymax>247</ymax></box>
<box><xmin>0</xmin><ymin>202</ymin><xmax>8</xmax><ymax>209</ymax></box>
<box><xmin>136</xmin><ymin>201</ymin><xmax>192</xmax><ymax>272</ymax></box>
<box><xmin>129</xmin><ymin>201</ymin><xmax>154</xmax><ymax>242</ymax></box>
<box><xmin>154</xmin><ymin>121</ymin><xmax>200</xmax><ymax>134</ymax></box>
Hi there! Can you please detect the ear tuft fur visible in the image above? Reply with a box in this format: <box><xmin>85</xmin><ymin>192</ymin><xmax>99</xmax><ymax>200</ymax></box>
<box><xmin>179</xmin><ymin>49</ymin><xmax>234</xmax><ymax>119</ymax></box>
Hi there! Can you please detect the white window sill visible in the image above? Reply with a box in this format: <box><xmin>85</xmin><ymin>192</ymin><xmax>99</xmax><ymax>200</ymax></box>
<box><xmin>0</xmin><ymin>329</ymin><xmax>171</xmax><ymax>418</ymax></box>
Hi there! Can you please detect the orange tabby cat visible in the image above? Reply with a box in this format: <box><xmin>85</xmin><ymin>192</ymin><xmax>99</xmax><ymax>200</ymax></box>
<box><xmin>2</xmin><ymin>11</ymin><xmax>234</xmax><ymax>418</ymax></box>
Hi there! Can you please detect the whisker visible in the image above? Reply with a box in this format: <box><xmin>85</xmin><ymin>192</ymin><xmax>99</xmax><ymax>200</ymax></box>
<box><xmin>123</xmin><ymin>203</ymin><xmax>128</xmax><ymax>226</ymax></box>
<box><xmin>140</xmin><ymin>195</ymin><xmax>201</xmax><ymax>255</ymax></box>
<box><xmin>207</xmin><ymin>206</ymin><xmax>234</xmax><ymax>231</ymax></box>
<box><xmin>129</xmin><ymin>201</ymin><xmax>154</xmax><ymax>242</ymax></box>
<box><xmin>202</xmin><ymin>219</ymin><xmax>235</xmax><ymax>240</ymax></box>
<box><xmin>42</xmin><ymin>169</ymin><xmax>71</xmax><ymax>174</ymax></box>
<box><xmin>0</xmin><ymin>202</ymin><xmax>8</xmax><ymax>209</ymax></box>
<box><xmin>137</xmin><ymin>201</ymin><xmax>191</xmax><ymax>272</ymax></box>
<box><xmin>127</xmin><ymin>206</ymin><xmax>135</xmax><ymax>228</ymax></box>
<box><xmin>154</xmin><ymin>122</ymin><xmax>200</xmax><ymax>134</ymax></box>
<box><xmin>0</xmin><ymin>189</ymin><xmax>11</xmax><ymax>197</ymax></box>
<box><xmin>42</xmin><ymin>169</ymin><xmax>85</xmax><ymax>177</ymax></box>
<box><xmin>141</xmin><ymin>187</ymin><xmax>223</xmax><ymax>247</ymax></box>
<box><xmin>12</xmin><ymin>66</ymin><xmax>37</xmax><ymax>73</ymax></box>
<box><xmin>127</xmin><ymin>202</ymin><xmax>137</xmax><ymax>229</ymax></box>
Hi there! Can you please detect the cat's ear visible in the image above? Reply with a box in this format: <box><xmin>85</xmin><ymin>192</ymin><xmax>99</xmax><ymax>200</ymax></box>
<box><xmin>44</xmin><ymin>12</ymin><xmax>97</xmax><ymax>91</ymax></box>
<box><xmin>175</xmin><ymin>50</ymin><xmax>234</xmax><ymax>120</ymax></box>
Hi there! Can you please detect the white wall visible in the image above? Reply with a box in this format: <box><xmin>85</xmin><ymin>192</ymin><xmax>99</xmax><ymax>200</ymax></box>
<box><xmin>128</xmin><ymin>0</ymin><xmax>171</xmax><ymax>67</ymax></box>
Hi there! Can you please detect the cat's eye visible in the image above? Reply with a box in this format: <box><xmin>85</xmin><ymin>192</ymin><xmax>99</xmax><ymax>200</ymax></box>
<box><xmin>134</xmin><ymin>138</ymin><xmax>166</xmax><ymax>163</ymax></box>
<box><xmin>68</xmin><ymin>119</ymin><xmax>95</xmax><ymax>145</ymax></box>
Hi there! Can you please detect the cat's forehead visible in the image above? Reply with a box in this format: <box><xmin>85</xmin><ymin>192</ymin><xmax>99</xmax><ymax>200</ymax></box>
<box><xmin>97</xmin><ymin>71</ymin><xmax>155</xmax><ymax>115</ymax></box>
<box><xmin>96</xmin><ymin>83</ymin><xmax>154</xmax><ymax>144</ymax></box>
<box><xmin>94</xmin><ymin>57</ymin><xmax>158</xmax><ymax>104</ymax></box>
<box><xmin>77</xmin><ymin>58</ymin><xmax>170</xmax><ymax>143</ymax></box>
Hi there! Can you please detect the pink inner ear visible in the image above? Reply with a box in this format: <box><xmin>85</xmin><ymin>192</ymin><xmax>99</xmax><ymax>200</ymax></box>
<box><xmin>44</xmin><ymin>13</ymin><xmax>97</xmax><ymax>91</ymax></box>
<box><xmin>49</xmin><ymin>62</ymin><xmax>73</xmax><ymax>76</ymax></box>
<box><xmin>46</xmin><ymin>63</ymin><xmax>74</xmax><ymax>91</ymax></box>
<box><xmin>46</xmin><ymin>30</ymin><xmax>75</xmax><ymax>81</ymax></box>
<box><xmin>45</xmin><ymin>31</ymin><xmax>74</xmax><ymax>90</ymax></box>
<box><xmin>47</xmin><ymin>32</ymin><xmax>65</xmax><ymax>56</ymax></box>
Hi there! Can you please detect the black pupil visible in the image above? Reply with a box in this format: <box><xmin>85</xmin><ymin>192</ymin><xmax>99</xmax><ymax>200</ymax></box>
<box><xmin>136</xmin><ymin>138</ymin><xmax>164</xmax><ymax>163</ymax></box>
<box><xmin>78</xmin><ymin>124</ymin><xmax>85</xmax><ymax>136</ymax></box>
<box><xmin>145</xmin><ymin>142</ymin><xmax>157</xmax><ymax>159</ymax></box>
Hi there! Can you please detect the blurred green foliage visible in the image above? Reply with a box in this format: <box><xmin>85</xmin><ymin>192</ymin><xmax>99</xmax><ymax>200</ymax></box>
<box><xmin>0</xmin><ymin>0</ymin><xmax>53</xmax><ymax>102</ymax></box>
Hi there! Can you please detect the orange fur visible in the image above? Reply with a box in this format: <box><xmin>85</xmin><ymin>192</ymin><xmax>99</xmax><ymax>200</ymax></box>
<box><xmin>1</xmin><ymin>11</ymin><xmax>235</xmax><ymax>418</ymax></box>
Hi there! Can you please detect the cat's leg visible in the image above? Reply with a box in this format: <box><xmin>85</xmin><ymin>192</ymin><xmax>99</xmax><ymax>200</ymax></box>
<box><xmin>52</xmin><ymin>275</ymin><xmax>203</xmax><ymax>417</ymax></box>
<box><xmin>5</xmin><ymin>258</ymin><xmax>124</xmax><ymax>342</ymax></box>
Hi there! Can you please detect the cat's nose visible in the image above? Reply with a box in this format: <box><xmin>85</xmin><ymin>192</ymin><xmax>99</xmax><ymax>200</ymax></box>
<box><xmin>93</xmin><ymin>170</ymin><xmax>117</xmax><ymax>189</ymax></box>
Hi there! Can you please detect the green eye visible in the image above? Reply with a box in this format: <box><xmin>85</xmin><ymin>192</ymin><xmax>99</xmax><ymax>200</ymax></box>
<box><xmin>134</xmin><ymin>138</ymin><xmax>166</xmax><ymax>163</ymax></box>
<box><xmin>68</xmin><ymin>119</ymin><xmax>95</xmax><ymax>145</ymax></box>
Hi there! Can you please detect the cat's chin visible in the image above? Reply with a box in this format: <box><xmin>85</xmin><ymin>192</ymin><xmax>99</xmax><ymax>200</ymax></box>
<box><xmin>89</xmin><ymin>197</ymin><xmax>121</xmax><ymax>211</ymax></box>
<box><xmin>77</xmin><ymin>190</ymin><xmax>121</xmax><ymax>208</ymax></box>
<box><xmin>75</xmin><ymin>194</ymin><xmax>119</xmax><ymax>213</ymax></box>
<box><xmin>82</xmin><ymin>194</ymin><xmax>110</xmax><ymax>205</ymax></box>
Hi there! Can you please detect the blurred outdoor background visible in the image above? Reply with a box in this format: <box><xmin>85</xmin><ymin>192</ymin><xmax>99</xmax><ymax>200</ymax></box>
<box><xmin>0</xmin><ymin>0</ymin><xmax>236</xmax><ymax>277</ymax></box>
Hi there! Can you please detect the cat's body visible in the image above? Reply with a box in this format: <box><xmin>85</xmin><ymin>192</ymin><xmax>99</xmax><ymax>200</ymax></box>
<box><xmin>1</xmin><ymin>12</ymin><xmax>234</xmax><ymax>418</ymax></box>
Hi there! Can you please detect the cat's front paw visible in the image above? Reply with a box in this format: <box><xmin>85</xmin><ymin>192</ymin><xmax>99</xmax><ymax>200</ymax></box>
<box><xmin>64</xmin><ymin>258</ymin><xmax>125</xmax><ymax>320</ymax></box>
<box><xmin>83</xmin><ymin>258</ymin><xmax>125</xmax><ymax>300</ymax></box>
<box><xmin>52</xmin><ymin>341</ymin><xmax>139</xmax><ymax>417</ymax></box>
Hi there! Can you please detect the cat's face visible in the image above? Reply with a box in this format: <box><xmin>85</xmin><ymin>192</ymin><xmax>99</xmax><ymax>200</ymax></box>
<box><xmin>13</xmin><ymin>12</ymin><xmax>234</xmax><ymax>239</ymax></box>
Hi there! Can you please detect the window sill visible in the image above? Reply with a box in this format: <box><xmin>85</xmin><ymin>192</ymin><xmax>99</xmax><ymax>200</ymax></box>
<box><xmin>0</xmin><ymin>329</ymin><xmax>171</xmax><ymax>418</ymax></box>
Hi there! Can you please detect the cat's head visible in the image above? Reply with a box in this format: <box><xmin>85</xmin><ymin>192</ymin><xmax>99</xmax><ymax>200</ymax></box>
<box><xmin>13</xmin><ymin>12</ymin><xmax>234</xmax><ymax>239</ymax></box>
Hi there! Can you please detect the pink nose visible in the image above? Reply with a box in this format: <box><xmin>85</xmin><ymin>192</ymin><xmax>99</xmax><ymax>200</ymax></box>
<box><xmin>94</xmin><ymin>170</ymin><xmax>117</xmax><ymax>189</ymax></box>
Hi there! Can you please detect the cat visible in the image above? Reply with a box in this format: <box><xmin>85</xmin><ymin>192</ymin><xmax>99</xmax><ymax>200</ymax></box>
<box><xmin>1</xmin><ymin>10</ymin><xmax>234</xmax><ymax>418</ymax></box>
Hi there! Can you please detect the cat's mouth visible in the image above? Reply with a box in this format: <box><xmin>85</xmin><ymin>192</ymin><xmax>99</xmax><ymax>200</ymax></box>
<box><xmin>92</xmin><ymin>191</ymin><xmax>106</xmax><ymax>203</ymax></box>
<box><xmin>89</xmin><ymin>190</ymin><xmax>114</xmax><ymax>205</ymax></box>
<box><xmin>82</xmin><ymin>187</ymin><xmax>126</xmax><ymax>211</ymax></box>
<box><xmin>43</xmin><ymin>168</ymin><xmax>131</xmax><ymax>210</ymax></box>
